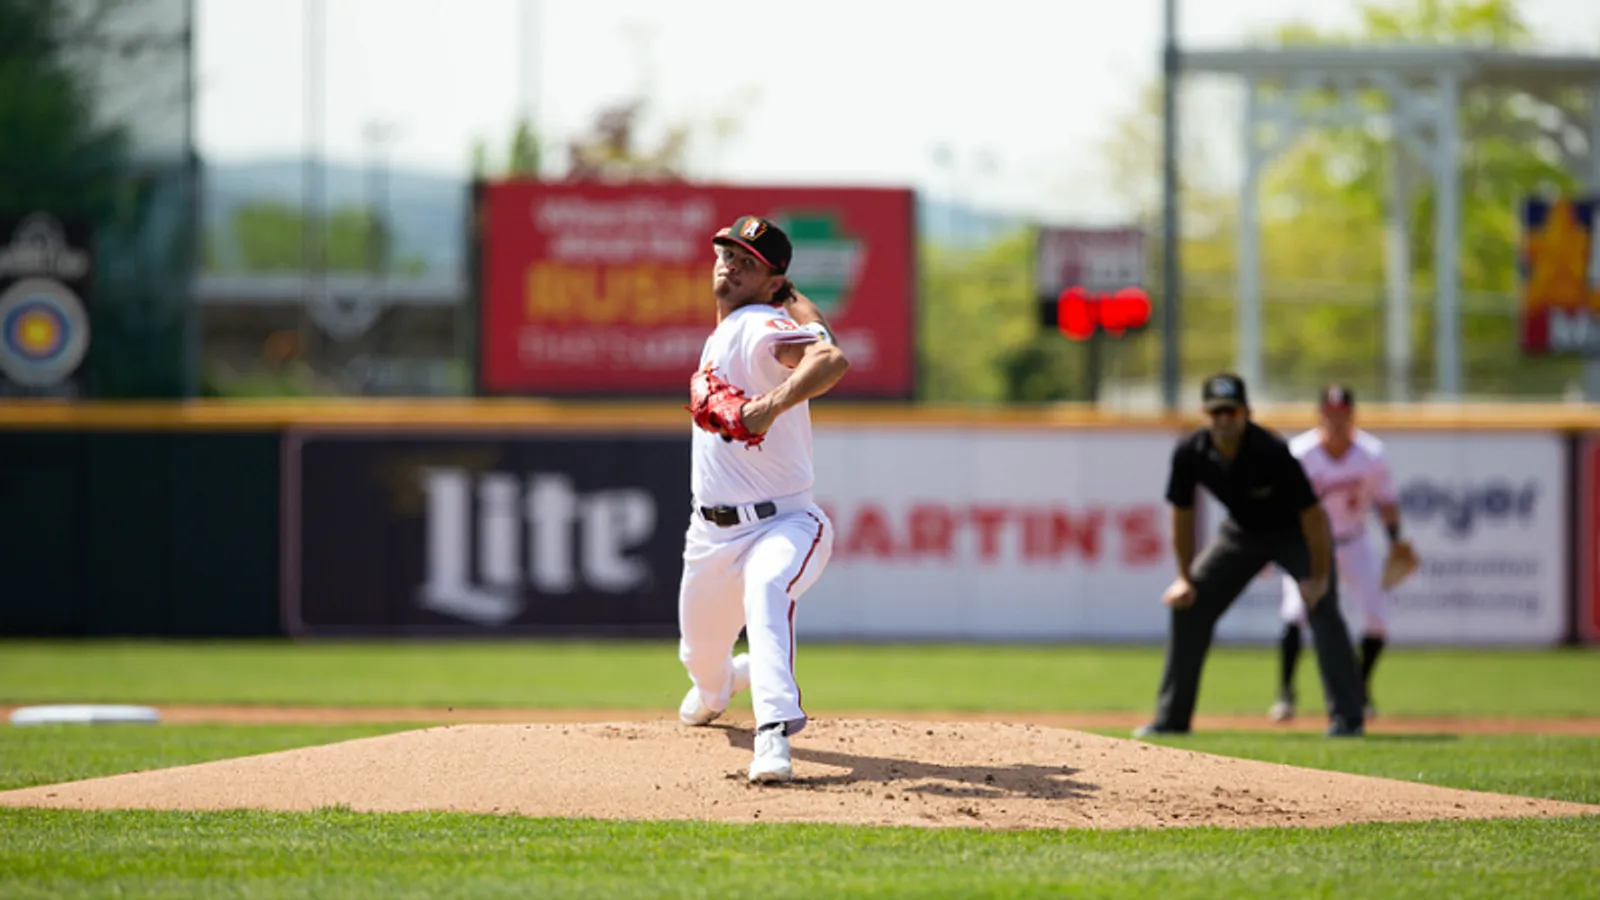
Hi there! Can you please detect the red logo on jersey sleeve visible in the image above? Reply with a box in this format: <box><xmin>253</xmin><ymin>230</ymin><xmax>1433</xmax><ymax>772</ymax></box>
<box><xmin>767</xmin><ymin>318</ymin><xmax>798</xmax><ymax>331</ymax></box>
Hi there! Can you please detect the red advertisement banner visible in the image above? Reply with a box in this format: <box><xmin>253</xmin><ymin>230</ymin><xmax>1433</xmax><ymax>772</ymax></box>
<box><xmin>476</xmin><ymin>181</ymin><xmax>915</xmax><ymax>397</ymax></box>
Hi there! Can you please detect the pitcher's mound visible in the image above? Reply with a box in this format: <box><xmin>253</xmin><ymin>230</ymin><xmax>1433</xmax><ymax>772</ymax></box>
<box><xmin>2</xmin><ymin>718</ymin><xmax>1594</xmax><ymax>830</ymax></box>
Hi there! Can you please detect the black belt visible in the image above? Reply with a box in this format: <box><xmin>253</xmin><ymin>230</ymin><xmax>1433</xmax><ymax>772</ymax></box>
<box><xmin>699</xmin><ymin>501</ymin><xmax>778</xmax><ymax>527</ymax></box>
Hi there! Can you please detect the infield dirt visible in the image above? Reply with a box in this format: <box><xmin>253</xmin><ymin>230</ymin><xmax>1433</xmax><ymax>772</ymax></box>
<box><xmin>3</xmin><ymin>713</ymin><xmax>1596</xmax><ymax>830</ymax></box>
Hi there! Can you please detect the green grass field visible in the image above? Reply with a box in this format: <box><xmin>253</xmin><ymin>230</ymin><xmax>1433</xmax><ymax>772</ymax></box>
<box><xmin>1</xmin><ymin>640</ymin><xmax>1597</xmax><ymax>898</ymax></box>
<box><xmin>3</xmin><ymin>640</ymin><xmax>1598</xmax><ymax>717</ymax></box>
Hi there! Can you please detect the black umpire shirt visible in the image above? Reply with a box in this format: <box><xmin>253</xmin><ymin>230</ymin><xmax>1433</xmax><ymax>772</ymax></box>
<box><xmin>1164</xmin><ymin>422</ymin><xmax>1318</xmax><ymax>532</ymax></box>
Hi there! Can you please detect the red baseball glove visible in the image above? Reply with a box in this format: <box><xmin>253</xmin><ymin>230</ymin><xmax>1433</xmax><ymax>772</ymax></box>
<box><xmin>687</xmin><ymin>364</ymin><xmax>765</xmax><ymax>449</ymax></box>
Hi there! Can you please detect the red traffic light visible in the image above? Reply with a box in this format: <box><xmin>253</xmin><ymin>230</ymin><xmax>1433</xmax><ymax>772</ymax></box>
<box><xmin>1056</xmin><ymin>286</ymin><xmax>1151</xmax><ymax>340</ymax></box>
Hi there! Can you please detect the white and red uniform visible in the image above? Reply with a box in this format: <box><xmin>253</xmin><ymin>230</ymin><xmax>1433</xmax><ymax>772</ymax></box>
<box><xmin>1280</xmin><ymin>428</ymin><xmax>1398</xmax><ymax>634</ymax></box>
<box><xmin>678</xmin><ymin>304</ymin><xmax>834</xmax><ymax>735</ymax></box>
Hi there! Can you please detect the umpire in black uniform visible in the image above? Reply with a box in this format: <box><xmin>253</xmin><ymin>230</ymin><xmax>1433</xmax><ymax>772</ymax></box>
<box><xmin>1135</xmin><ymin>373</ymin><xmax>1366</xmax><ymax>738</ymax></box>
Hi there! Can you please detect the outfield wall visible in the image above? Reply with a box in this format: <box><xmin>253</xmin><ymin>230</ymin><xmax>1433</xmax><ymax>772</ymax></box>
<box><xmin>0</xmin><ymin>401</ymin><xmax>1595</xmax><ymax>646</ymax></box>
<box><xmin>0</xmin><ymin>430</ymin><xmax>280</xmax><ymax>637</ymax></box>
<box><xmin>807</xmin><ymin>429</ymin><xmax>1569</xmax><ymax>646</ymax></box>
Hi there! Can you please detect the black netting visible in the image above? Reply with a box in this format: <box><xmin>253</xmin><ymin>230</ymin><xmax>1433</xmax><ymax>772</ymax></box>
<box><xmin>0</xmin><ymin>0</ymin><xmax>197</xmax><ymax>398</ymax></box>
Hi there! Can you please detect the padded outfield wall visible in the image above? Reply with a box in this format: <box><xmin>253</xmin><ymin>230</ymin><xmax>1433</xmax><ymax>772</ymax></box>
<box><xmin>0</xmin><ymin>401</ymin><xmax>1594</xmax><ymax>646</ymax></box>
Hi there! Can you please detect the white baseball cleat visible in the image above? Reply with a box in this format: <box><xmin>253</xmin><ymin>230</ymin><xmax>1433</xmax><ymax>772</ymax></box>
<box><xmin>678</xmin><ymin>654</ymin><xmax>753</xmax><ymax>727</ymax></box>
<box><xmin>1268</xmin><ymin>698</ymin><xmax>1296</xmax><ymax>723</ymax></box>
<box><xmin>748</xmin><ymin>723</ymin><xmax>792</xmax><ymax>783</ymax></box>
<box><xmin>678</xmin><ymin>688</ymin><xmax>721</xmax><ymax>726</ymax></box>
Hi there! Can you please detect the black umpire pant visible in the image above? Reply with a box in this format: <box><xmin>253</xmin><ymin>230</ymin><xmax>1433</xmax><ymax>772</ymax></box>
<box><xmin>1152</xmin><ymin>521</ymin><xmax>1365</xmax><ymax>731</ymax></box>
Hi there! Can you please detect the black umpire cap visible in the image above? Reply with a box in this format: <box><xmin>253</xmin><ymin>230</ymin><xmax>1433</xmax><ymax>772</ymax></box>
<box><xmin>1201</xmin><ymin>372</ymin><xmax>1249</xmax><ymax>411</ymax></box>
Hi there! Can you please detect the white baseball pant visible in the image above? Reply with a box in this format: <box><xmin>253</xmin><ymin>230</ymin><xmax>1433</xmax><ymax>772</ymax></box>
<box><xmin>677</xmin><ymin>494</ymin><xmax>833</xmax><ymax>736</ymax></box>
<box><xmin>1281</xmin><ymin>535</ymin><xmax>1390</xmax><ymax>636</ymax></box>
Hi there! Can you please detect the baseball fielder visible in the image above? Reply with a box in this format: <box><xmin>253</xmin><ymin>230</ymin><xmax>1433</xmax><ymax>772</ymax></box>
<box><xmin>677</xmin><ymin>215</ymin><xmax>849</xmax><ymax>784</ymax></box>
<box><xmin>1273</xmin><ymin>384</ymin><xmax>1417</xmax><ymax>722</ymax></box>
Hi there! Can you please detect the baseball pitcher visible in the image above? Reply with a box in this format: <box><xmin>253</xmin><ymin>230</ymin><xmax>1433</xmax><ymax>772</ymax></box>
<box><xmin>677</xmin><ymin>215</ymin><xmax>849</xmax><ymax>784</ymax></box>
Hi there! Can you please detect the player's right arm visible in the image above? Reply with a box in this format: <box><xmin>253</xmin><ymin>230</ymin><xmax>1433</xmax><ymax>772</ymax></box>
<box><xmin>739</xmin><ymin>333</ymin><xmax>849</xmax><ymax>435</ymax></box>
<box><xmin>1164</xmin><ymin>439</ymin><xmax>1198</xmax><ymax>575</ymax></box>
<box><xmin>1171</xmin><ymin>507</ymin><xmax>1196</xmax><ymax>578</ymax></box>
<box><xmin>781</xmin><ymin>284</ymin><xmax>836</xmax><ymax>342</ymax></box>
<box><xmin>1162</xmin><ymin>440</ymin><xmax>1199</xmax><ymax>608</ymax></box>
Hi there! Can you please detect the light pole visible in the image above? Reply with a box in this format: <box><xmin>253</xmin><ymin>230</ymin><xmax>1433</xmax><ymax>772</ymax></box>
<box><xmin>970</xmin><ymin>148</ymin><xmax>998</xmax><ymax>245</ymax></box>
<box><xmin>302</xmin><ymin>0</ymin><xmax>325</xmax><ymax>370</ymax></box>
<box><xmin>931</xmin><ymin>142</ymin><xmax>957</xmax><ymax>247</ymax></box>
<box><xmin>518</xmin><ymin>0</ymin><xmax>542</xmax><ymax>137</ymax></box>
<box><xmin>363</xmin><ymin>120</ymin><xmax>401</xmax><ymax>288</ymax></box>
<box><xmin>1159</xmin><ymin>0</ymin><xmax>1181</xmax><ymax>412</ymax></box>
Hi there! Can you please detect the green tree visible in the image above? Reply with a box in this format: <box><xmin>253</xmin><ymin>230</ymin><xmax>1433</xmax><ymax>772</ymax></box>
<box><xmin>472</xmin><ymin>115</ymin><xmax>544</xmax><ymax>179</ymax></box>
<box><xmin>1091</xmin><ymin>0</ymin><xmax>1592</xmax><ymax>401</ymax></box>
<box><xmin>918</xmin><ymin>230</ymin><xmax>1039</xmax><ymax>402</ymax></box>
<box><xmin>1257</xmin><ymin>0</ymin><xmax>1588</xmax><ymax>398</ymax></box>
<box><xmin>470</xmin><ymin>139</ymin><xmax>491</xmax><ymax>179</ymax></box>
<box><xmin>932</xmin><ymin>64</ymin><xmax>1255</xmax><ymax>405</ymax></box>
<box><xmin>0</xmin><ymin>0</ymin><xmax>200</xmax><ymax>400</ymax></box>
<box><xmin>209</xmin><ymin>202</ymin><xmax>425</xmax><ymax>275</ymax></box>
<box><xmin>0</xmin><ymin>0</ymin><xmax>129</xmax><ymax>217</ymax></box>
<box><xmin>507</xmin><ymin>117</ymin><xmax>541</xmax><ymax>175</ymax></box>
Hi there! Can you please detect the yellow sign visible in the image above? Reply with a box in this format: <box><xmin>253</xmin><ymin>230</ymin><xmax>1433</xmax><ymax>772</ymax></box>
<box><xmin>1518</xmin><ymin>196</ymin><xmax>1600</xmax><ymax>355</ymax></box>
<box><xmin>523</xmin><ymin>263</ymin><xmax>715</xmax><ymax>326</ymax></box>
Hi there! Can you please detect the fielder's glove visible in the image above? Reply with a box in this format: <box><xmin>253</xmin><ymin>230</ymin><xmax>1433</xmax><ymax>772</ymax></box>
<box><xmin>686</xmin><ymin>364</ymin><xmax>765</xmax><ymax>449</ymax></box>
<box><xmin>1380</xmin><ymin>540</ymin><xmax>1420</xmax><ymax>590</ymax></box>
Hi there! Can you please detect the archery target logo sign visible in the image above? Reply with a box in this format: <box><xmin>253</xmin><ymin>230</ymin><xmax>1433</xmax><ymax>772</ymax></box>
<box><xmin>0</xmin><ymin>277</ymin><xmax>90</xmax><ymax>387</ymax></box>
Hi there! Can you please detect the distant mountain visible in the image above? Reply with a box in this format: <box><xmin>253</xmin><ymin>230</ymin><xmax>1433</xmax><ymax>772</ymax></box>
<box><xmin>200</xmin><ymin>157</ymin><xmax>1024</xmax><ymax>275</ymax></box>
<box><xmin>202</xmin><ymin>157</ymin><xmax>470</xmax><ymax>273</ymax></box>
<box><xmin>917</xmin><ymin>202</ymin><xmax>1027</xmax><ymax>247</ymax></box>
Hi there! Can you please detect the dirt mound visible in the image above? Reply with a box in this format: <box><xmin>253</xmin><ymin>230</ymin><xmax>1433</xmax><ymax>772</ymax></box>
<box><xmin>3</xmin><ymin>717</ymin><xmax>1595</xmax><ymax>830</ymax></box>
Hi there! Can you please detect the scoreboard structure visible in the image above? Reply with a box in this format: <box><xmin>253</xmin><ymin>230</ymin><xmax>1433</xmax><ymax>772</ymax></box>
<box><xmin>1035</xmin><ymin>227</ymin><xmax>1150</xmax><ymax>341</ymax></box>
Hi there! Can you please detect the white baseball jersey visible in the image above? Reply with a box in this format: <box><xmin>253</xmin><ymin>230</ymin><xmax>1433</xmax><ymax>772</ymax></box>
<box><xmin>1287</xmin><ymin>428</ymin><xmax>1397</xmax><ymax>543</ymax></box>
<box><xmin>677</xmin><ymin>300</ymin><xmax>835</xmax><ymax>741</ymax></box>
<box><xmin>690</xmin><ymin>304</ymin><xmax>818</xmax><ymax>507</ymax></box>
<box><xmin>1280</xmin><ymin>428</ymin><xmax>1398</xmax><ymax>631</ymax></box>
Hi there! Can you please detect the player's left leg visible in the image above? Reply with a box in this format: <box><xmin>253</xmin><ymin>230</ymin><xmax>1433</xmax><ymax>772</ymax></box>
<box><xmin>738</xmin><ymin>508</ymin><xmax>832</xmax><ymax>784</ymax></box>
<box><xmin>739</xmin><ymin>509</ymin><xmax>833</xmax><ymax>738</ymax></box>
<box><xmin>1339</xmin><ymin>540</ymin><xmax>1388</xmax><ymax>717</ymax></box>
<box><xmin>1272</xmin><ymin>574</ymin><xmax>1307</xmax><ymax>721</ymax></box>
<box><xmin>1144</xmin><ymin>525</ymin><xmax>1270</xmax><ymax>735</ymax></box>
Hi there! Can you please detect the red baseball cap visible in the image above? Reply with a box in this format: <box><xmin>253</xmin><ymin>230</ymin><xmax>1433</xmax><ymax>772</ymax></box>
<box><xmin>1319</xmin><ymin>383</ymin><xmax>1355</xmax><ymax>410</ymax></box>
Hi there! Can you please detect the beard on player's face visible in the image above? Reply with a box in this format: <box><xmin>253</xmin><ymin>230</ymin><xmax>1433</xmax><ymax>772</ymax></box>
<box><xmin>712</xmin><ymin>268</ymin><xmax>779</xmax><ymax>305</ymax></box>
